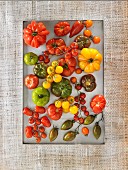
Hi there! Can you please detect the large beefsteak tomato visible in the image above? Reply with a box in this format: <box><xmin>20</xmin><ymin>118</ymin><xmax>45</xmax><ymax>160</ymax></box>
<box><xmin>47</xmin><ymin>104</ymin><xmax>63</xmax><ymax>120</ymax></box>
<box><xmin>23</xmin><ymin>20</ymin><xmax>50</xmax><ymax>48</ymax></box>
<box><xmin>46</xmin><ymin>38</ymin><xmax>66</xmax><ymax>55</ymax></box>
<box><xmin>54</xmin><ymin>21</ymin><xmax>70</xmax><ymax>36</ymax></box>
<box><xmin>59</xmin><ymin>57</ymin><xmax>76</xmax><ymax>77</ymax></box>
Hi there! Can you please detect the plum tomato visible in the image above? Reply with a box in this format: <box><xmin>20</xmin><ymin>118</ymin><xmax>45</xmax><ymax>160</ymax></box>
<box><xmin>23</xmin><ymin>107</ymin><xmax>33</xmax><ymax>116</ymax></box>
<box><xmin>41</xmin><ymin>116</ymin><xmax>51</xmax><ymax>127</ymax></box>
<box><xmin>25</xmin><ymin>74</ymin><xmax>39</xmax><ymax>89</ymax></box>
<box><xmin>29</xmin><ymin>117</ymin><xmax>35</xmax><ymax>124</ymax></box>
<box><xmin>33</xmin><ymin>130</ymin><xmax>39</xmax><ymax>137</ymax></box>
<box><xmin>82</xmin><ymin>127</ymin><xmax>89</xmax><ymax>135</ymax></box>
<box><xmin>41</xmin><ymin>132</ymin><xmax>47</xmax><ymax>139</ymax></box>
<box><xmin>35</xmin><ymin>106</ymin><xmax>46</xmax><ymax>114</ymax></box>
<box><xmin>33</xmin><ymin>112</ymin><xmax>39</xmax><ymax>119</ymax></box>
<box><xmin>25</xmin><ymin>126</ymin><xmax>33</xmax><ymax>138</ymax></box>
<box><xmin>39</xmin><ymin>126</ymin><xmax>45</xmax><ymax>133</ymax></box>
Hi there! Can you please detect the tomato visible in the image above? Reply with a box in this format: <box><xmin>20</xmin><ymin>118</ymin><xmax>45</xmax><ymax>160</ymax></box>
<box><xmin>35</xmin><ymin>119</ymin><xmax>41</xmax><ymax>125</ymax></box>
<box><xmin>70</xmin><ymin>42</ymin><xmax>79</xmax><ymax>49</ymax></box>
<box><xmin>65</xmin><ymin>52</ymin><xmax>72</xmax><ymax>59</ymax></box>
<box><xmin>23</xmin><ymin>20</ymin><xmax>50</xmax><ymax>48</ymax></box>
<box><xmin>84</xmin><ymin>20</ymin><xmax>93</xmax><ymax>28</ymax></box>
<box><xmin>92</xmin><ymin>36</ymin><xmax>101</xmax><ymax>44</ymax></box>
<box><xmin>59</xmin><ymin>57</ymin><xmax>76</xmax><ymax>77</ymax></box>
<box><xmin>75</xmin><ymin>68</ymin><xmax>82</xmax><ymax>74</ymax></box>
<box><xmin>47</xmin><ymin>104</ymin><xmax>63</xmax><ymax>120</ymax></box>
<box><xmin>25</xmin><ymin>126</ymin><xmax>33</xmax><ymax>138</ymax></box>
<box><xmin>82</xmin><ymin>127</ymin><xmax>89</xmax><ymax>135</ymax></box>
<box><xmin>25</xmin><ymin>74</ymin><xmax>39</xmax><ymax>89</ymax></box>
<box><xmin>71</xmin><ymin>49</ymin><xmax>78</xmax><ymax>57</ymax></box>
<box><xmin>54</xmin><ymin>21</ymin><xmax>70</xmax><ymax>36</ymax></box>
<box><xmin>41</xmin><ymin>116</ymin><xmax>51</xmax><ymax>127</ymax></box>
<box><xmin>90</xmin><ymin>95</ymin><xmax>106</xmax><ymax>114</ymax></box>
<box><xmin>44</xmin><ymin>58</ymin><xmax>50</xmax><ymax>64</ymax></box>
<box><xmin>79</xmin><ymin>117</ymin><xmax>84</xmax><ymax>124</ymax></box>
<box><xmin>46</xmin><ymin>38</ymin><xmax>66</xmax><ymax>55</ymax></box>
<box><xmin>36</xmin><ymin>137</ymin><xmax>41</xmax><ymax>143</ymax></box>
<box><xmin>39</xmin><ymin>126</ymin><xmax>45</xmax><ymax>133</ymax></box>
<box><xmin>33</xmin><ymin>130</ymin><xmax>38</xmax><ymax>137</ymax></box>
<box><xmin>29</xmin><ymin>117</ymin><xmax>35</xmax><ymax>124</ymax></box>
<box><xmin>83</xmin><ymin>29</ymin><xmax>92</xmax><ymax>37</ymax></box>
<box><xmin>41</xmin><ymin>132</ymin><xmax>47</xmax><ymax>139</ymax></box>
<box><xmin>23</xmin><ymin>107</ymin><xmax>33</xmax><ymax>116</ymax></box>
<box><xmin>35</xmin><ymin>106</ymin><xmax>46</xmax><ymax>114</ymax></box>
<box><xmin>33</xmin><ymin>124</ymin><xmax>38</xmax><ymax>131</ymax></box>
<box><xmin>70</xmin><ymin>77</ymin><xmax>77</xmax><ymax>84</ymax></box>
<box><xmin>69</xmin><ymin>21</ymin><xmax>84</xmax><ymax>38</ymax></box>
<box><xmin>38</xmin><ymin>55</ymin><xmax>44</xmax><ymax>61</ymax></box>
<box><xmin>33</xmin><ymin>112</ymin><xmax>39</xmax><ymax>119</ymax></box>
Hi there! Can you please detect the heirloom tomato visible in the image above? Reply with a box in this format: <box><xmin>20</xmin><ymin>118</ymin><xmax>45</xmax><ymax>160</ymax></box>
<box><xmin>25</xmin><ymin>74</ymin><xmax>39</xmax><ymax>89</ymax></box>
<box><xmin>41</xmin><ymin>116</ymin><xmax>51</xmax><ymax>127</ymax></box>
<box><xmin>48</xmin><ymin>104</ymin><xmax>63</xmax><ymax>120</ymax></box>
<box><xmin>54</xmin><ymin>21</ymin><xmax>70</xmax><ymax>36</ymax></box>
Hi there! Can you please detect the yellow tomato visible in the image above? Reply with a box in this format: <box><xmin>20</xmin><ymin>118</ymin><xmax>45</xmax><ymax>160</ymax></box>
<box><xmin>55</xmin><ymin>100</ymin><xmax>62</xmax><ymax>108</ymax></box>
<box><xmin>42</xmin><ymin>81</ymin><xmax>51</xmax><ymax>89</ymax></box>
<box><xmin>67</xmin><ymin>96</ymin><xmax>74</xmax><ymax>104</ymax></box>
<box><xmin>69</xmin><ymin>105</ymin><xmax>78</xmax><ymax>114</ymax></box>
<box><xmin>53</xmin><ymin>74</ymin><xmax>62</xmax><ymax>83</ymax></box>
<box><xmin>55</xmin><ymin>66</ymin><xmax>63</xmax><ymax>74</ymax></box>
<box><xmin>46</xmin><ymin>75</ymin><xmax>53</xmax><ymax>83</ymax></box>
<box><xmin>78</xmin><ymin>48</ymin><xmax>102</xmax><ymax>73</ymax></box>
<box><xmin>47</xmin><ymin>66</ymin><xmax>55</xmax><ymax>75</ymax></box>
<box><xmin>62</xmin><ymin>101</ymin><xmax>70</xmax><ymax>109</ymax></box>
<box><xmin>63</xmin><ymin>108</ymin><xmax>69</xmax><ymax>113</ymax></box>
<box><xmin>52</xmin><ymin>61</ymin><xmax>59</xmax><ymax>67</ymax></box>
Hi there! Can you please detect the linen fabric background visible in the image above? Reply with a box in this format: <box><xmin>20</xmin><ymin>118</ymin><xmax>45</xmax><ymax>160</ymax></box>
<box><xmin>0</xmin><ymin>1</ymin><xmax>128</xmax><ymax>170</ymax></box>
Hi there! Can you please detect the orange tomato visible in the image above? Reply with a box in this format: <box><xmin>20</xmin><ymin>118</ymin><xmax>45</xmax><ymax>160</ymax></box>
<box><xmin>41</xmin><ymin>132</ymin><xmax>47</xmax><ymax>138</ymax></box>
<box><xmin>83</xmin><ymin>30</ymin><xmax>92</xmax><ymax>37</ymax></box>
<box><xmin>75</xmin><ymin>68</ymin><xmax>82</xmax><ymax>74</ymax></box>
<box><xmin>82</xmin><ymin>127</ymin><xmax>89</xmax><ymax>135</ymax></box>
<box><xmin>70</xmin><ymin>77</ymin><xmax>77</xmax><ymax>84</ymax></box>
<box><xmin>85</xmin><ymin>20</ymin><xmax>93</xmax><ymax>28</ymax></box>
<box><xmin>92</xmin><ymin>36</ymin><xmax>101</xmax><ymax>44</ymax></box>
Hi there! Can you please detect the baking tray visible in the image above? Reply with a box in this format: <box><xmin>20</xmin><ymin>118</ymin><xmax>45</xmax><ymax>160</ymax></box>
<box><xmin>23</xmin><ymin>20</ymin><xmax>104</xmax><ymax>144</ymax></box>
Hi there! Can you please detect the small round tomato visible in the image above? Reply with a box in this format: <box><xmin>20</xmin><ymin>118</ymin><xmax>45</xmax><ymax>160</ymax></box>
<box><xmin>55</xmin><ymin>100</ymin><xmax>62</xmax><ymax>108</ymax></box>
<box><xmin>55</xmin><ymin>66</ymin><xmax>63</xmax><ymax>74</ymax></box>
<box><xmin>44</xmin><ymin>58</ymin><xmax>50</xmax><ymax>64</ymax></box>
<box><xmin>92</xmin><ymin>36</ymin><xmax>101</xmax><ymax>44</ymax></box>
<box><xmin>25</xmin><ymin>126</ymin><xmax>33</xmax><ymax>138</ymax></box>
<box><xmin>74</xmin><ymin>103</ymin><xmax>80</xmax><ymax>108</ymax></box>
<box><xmin>62</xmin><ymin>101</ymin><xmax>70</xmax><ymax>109</ymax></box>
<box><xmin>64</xmin><ymin>46</ymin><xmax>71</xmax><ymax>52</ymax></box>
<box><xmin>39</xmin><ymin>126</ymin><xmax>45</xmax><ymax>133</ymax></box>
<box><xmin>79</xmin><ymin>117</ymin><xmax>84</xmax><ymax>124</ymax></box>
<box><xmin>33</xmin><ymin>130</ymin><xmax>39</xmax><ymax>137</ymax></box>
<box><xmin>82</xmin><ymin>127</ymin><xmax>89</xmax><ymax>135</ymax></box>
<box><xmin>71</xmin><ymin>49</ymin><xmax>78</xmax><ymax>57</ymax></box>
<box><xmin>52</xmin><ymin>60</ymin><xmax>59</xmax><ymax>67</ymax></box>
<box><xmin>35</xmin><ymin>119</ymin><xmax>41</xmax><ymax>125</ymax></box>
<box><xmin>43</xmin><ymin>51</ymin><xmax>49</xmax><ymax>57</ymax></box>
<box><xmin>84</xmin><ymin>20</ymin><xmax>93</xmax><ymax>28</ymax></box>
<box><xmin>33</xmin><ymin>124</ymin><xmax>38</xmax><ymax>131</ymax></box>
<box><xmin>25</xmin><ymin>74</ymin><xmax>39</xmax><ymax>89</ymax></box>
<box><xmin>80</xmin><ymin>93</ymin><xmax>86</xmax><ymax>99</ymax></box>
<box><xmin>70</xmin><ymin>77</ymin><xmax>77</xmax><ymax>84</ymax></box>
<box><xmin>41</xmin><ymin>132</ymin><xmax>47</xmax><ymax>139</ymax></box>
<box><xmin>70</xmin><ymin>42</ymin><xmax>79</xmax><ymax>49</ymax></box>
<box><xmin>53</xmin><ymin>74</ymin><xmax>62</xmax><ymax>83</ymax></box>
<box><xmin>75</xmin><ymin>84</ymin><xmax>82</xmax><ymax>90</ymax></box>
<box><xmin>75</xmin><ymin>68</ymin><xmax>82</xmax><ymax>74</ymax></box>
<box><xmin>47</xmin><ymin>75</ymin><xmax>53</xmax><ymax>83</ymax></box>
<box><xmin>35</xmin><ymin>106</ymin><xmax>46</xmax><ymax>114</ymax></box>
<box><xmin>33</xmin><ymin>112</ymin><xmax>39</xmax><ymax>119</ymax></box>
<box><xmin>74</xmin><ymin>115</ymin><xmax>79</xmax><ymax>121</ymax></box>
<box><xmin>69</xmin><ymin>105</ymin><xmax>78</xmax><ymax>114</ymax></box>
<box><xmin>80</xmin><ymin>99</ymin><xmax>86</xmax><ymax>105</ymax></box>
<box><xmin>65</xmin><ymin>52</ymin><xmax>72</xmax><ymax>59</ymax></box>
<box><xmin>47</xmin><ymin>66</ymin><xmax>55</xmax><ymax>75</ymax></box>
<box><xmin>83</xmin><ymin>29</ymin><xmax>92</xmax><ymax>37</ymax></box>
<box><xmin>67</xmin><ymin>96</ymin><xmax>75</xmax><ymax>104</ymax></box>
<box><xmin>38</xmin><ymin>55</ymin><xmax>44</xmax><ymax>61</ymax></box>
<box><xmin>29</xmin><ymin>117</ymin><xmax>35</xmax><ymax>124</ymax></box>
<box><xmin>42</xmin><ymin>81</ymin><xmax>51</xmax><ymax>89</ymax></box>
<box><xmin>36</xmin><ymin>137</ymin><xmax>41</xmax><ymax>143</ymax></box>
<box><xmin>84</xmin><ymin>111</ymin><xmax>89</xmax><ymax>116</ymax></box>
<box><xmin>81</xmin><ymin>106</ymin><xmax>87</xmax><ymax>112</ymax></box>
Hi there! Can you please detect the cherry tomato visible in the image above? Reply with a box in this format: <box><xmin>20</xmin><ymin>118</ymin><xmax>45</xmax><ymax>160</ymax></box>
<box><xmin>23</xmin><ymin>107</ymin><xmax>33</xmax><ymax>116</ymax></box>
<box><xmin>92</xmin><ymin>36</ymin><xmax>101</xmax><ymax>44</ymax></box>
<box><xmin>25</xmin><ymin>126</ymin><xmax>33</xmax><ymax>138</ymax></box>
<box><xmin>36</xmin><ymin>137</ymin><xmax>41</xmax><ymax>143</ymax></box>
<box><xmin>84</xmin><ymin>111</ymin><xmax>89</xmax><ymax>116</ymax></box>
<box><xmin>75</xmin><ymin>68</ymin><xmax>82</xmax><ymax>74</ymax></box>
<box><xmin>74</xmin><ymin>115</ymin><xmax>79</xmax><ymax>121</ymax></box>
<box><xmin>80</xmin><ymin>93</ymin><xmax>86</xmax><ymax>99</ymax></box>
<box><xmin>82</xmin><ymin>127</ymin><xmax>89</xmax><ymax>135</ymax></box>
<box><xmin>79</xmin><ymin>117</ymin><xmax>84</xmax><ymax>124</ymax></box>
<box><xmin>35</xmin><ymin>119</ymin><xmax>41</xmax><ymax>125</ymax></box>
<box><xmin>80</xmin><ymin>99</ymin><xmax>86</xmax><ymax>105</ymax></box>
<box><xmin>43</xmin><ymin>50</ymin><xmax>49</xmax><ymax>57</ymax></box>
<box><xmin>35</xmin><ymin>106</ymin><xmax>46</xmax><ymax>114</ymax></box>
<box><xmin>83</xmin><ymin>30</ymin><xmax>92</xmax><ymax>37</ymax></box>
<box><xmin>70</xmin><ymin>42</ymin><xmax>79</xmax><ymax>49</ymax></box>
<box><xmin>64</xmin><ymin>46</ymin><xmax>71</xmax><ymax>52</ymax></box>
<box><xmin>81</xmin><ymin>106</ymin><xmax>87</xmax><ymax>112</ymax></box>
<box><xmin>75</xmin><ymin>84</ymin><xmax>82</xmax><ymax>90</ymax></box>
<box><xmin>33</xmin><ymin>124</ymin><xmax>38</xmax><ymax>131</ymax></box>
<box><xmin>71</xmin><ymin>49</ymin><xmax>78</xmax><ymax>57</ymax></box>
<box><xmin>33</xmin><ymin>130</ymin><xmax>38</xmax><ymax>137</ymax></box>
<box><xmin>33</xmin><ymin>112</ymin><xmax>39</xmax><ymax>119</ymax></box>
<box><xmin>84</xmin><ymin>20</ymin><xmax>93</xmax><ymax>28</ymax></box>
<box><xmin>74</xmin><ymin>96</ymin><xmax>79</xmax><ymax>102</ymax></box>
<box><xmin>41</xmin><ymin>132</ymin><xmax>47</xmax><ymax>139</ymax></box>
<box><xmin>70</xmin><ymin>77</ymin><xmax>77</xmax><ymax>84</ymax></box>
<box><xmin>74</xmin><ymin>103</ymin><xmax>80</xmax><ymax>108</ymax></box>
<box><xmin>39</xmin><ymin>126</ymin><xmax>45</xmax><ymax>133</ymax></box>
<box><xmin>41</xmin><ymin>116</ymin><xmax>51</xmax><ymax>127</ymax></box>
<box><xmin>44</xmin><ymin>58</ymin><xmax>50</xmax><ymax>64</ymax></box>
<box><xmin>65</xmin><ymin>52</ymin><xmax>72</xmax><ymax>59</ymax></box>
<box><xmin>38</xmin><ymin>55</ymin><xmax>44</xmax><ymax>61</ymax></box>
<box><xmin>29</xmin><ymin>117</ymin><xmax>35</xmax><ymax>124</ymax></box>
<box><xmin>25</xmin><ymin>74</ymin><xmax>39</xmax><ymax>89</ymax></box>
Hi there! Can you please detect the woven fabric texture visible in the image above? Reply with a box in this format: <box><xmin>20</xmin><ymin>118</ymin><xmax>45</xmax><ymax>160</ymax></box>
<box><xmin>0</xmin><ymin>1</ymin><xmax>128</xmax><ymax>170</ymax></box>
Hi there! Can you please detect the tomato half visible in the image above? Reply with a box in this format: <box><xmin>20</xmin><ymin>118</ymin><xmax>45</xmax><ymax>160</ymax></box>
<box><xmin>25</xmin><ymin>74</ymin><xmax>39</xmax><ymax>89</ymax></box>
<box><xmin>47</xmin><ymin>104</ymin><xmax>63</xmax><ymax>120</ymax></box>
<box><xmin>54</xmin><ymin>21</ymin><xmax>70</xmax><ymax>36</ymax></box>
<box><xmin>46</xmin><ymin>38</ymin><xmax>66</xmax><ymax>55</ymax></box>
<box><xmin>90</xmin><ymin>95</ymin><xmax>106</xmax><ymax>114</ymax></box>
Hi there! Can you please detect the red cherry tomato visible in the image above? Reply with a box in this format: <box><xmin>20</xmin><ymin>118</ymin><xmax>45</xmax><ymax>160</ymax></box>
<box><xmin>38</xmin><ymin>55</ymin><xmax>44</xmax><ymax>61</ymax></box>
<box><xmin>81</xmin><ymin>106</ymin><xmax>87</xmax><ymax>112</ymax></box>
<box><xmin>39</xmin><ymin>126</ymin><xmax>45</xmax><ymax>133</ymax></box>
<box><xmin>84</xmin><ymin>111</ymin><xmax>89</xmax><ymax>116</ymax></box>
<box><xmin>71</xmin><ymin>49</ymin><xmax>78</xmax><ymax>57</ymax></box>
<box><xmin>33</xmin><ymin>112</ymin><xmax>39</xmax><ymax>119</ymax></box>
<box><xmin>25</xmin><ymin>126</ymin><xmax>33</xmax><ymax>138</ymax></box>
<box><xmin>36</xmin><ymin>137</ymin><xmax>41</xmax><ymax>143</ymax></box>
<box><xmin>65</xmin><ymin>52</ymin><xmax>72</xmax><ymax>59</ymax></box>
<box><xmin>43</xmin><ymin>50</ymin><xmax>49</xmax><ymax>57</ymax></box>
<box><xmin>41</xmin><ymin>116</ymin><xmax>51</xmax><ymax>127</ymax></box>
<box><xmin>29</xmin><ymin>117</ymin><xmax>35</xmax><ymax>124</ymax></box>
<box><xmin>33</xmin><ymin>124</ymin><xmax>38</xmax><ymax>131</ymax></box>
<box><xmin>23</xmin><ymin>107</ymin><xmax>33</xmax><ymax>116</ymax></box>
<box><xmin>80</xmin><ymin>93</ymin><xmax>86</xmax><ymax>99</ymax></box>
<box><xmin>70</xmin><ymin>42</ymin><xmax>79</xmax><ymax>49</ymax></box>
<box><xmin>41</xmin><ymin>132</ymin><xmax>47</xmax><ymax>139</ymax></box>
<box><xmin>90</xmin><ymin>95</ymin><xmax>106</xmax><ymax>114</ymax></box>
<box><xmin>47</xmin><ymin>104</ymin><xmax>63</xmax><ymax>120</ymax></box>
<box><xmin>44</xmin><ymin>58</ymin><xmax>50</xmax><ymax>64</ymax></box>
<box><xmin>79</xmin><ymin>117</ymin><xmax>84</xmax><ymax>124</ymax></box>
<box><xmin>25</xmin><ymin>74</ymin><xmax>39</xmax><ymax>89</ymax></box>
<box><xmin>35</xmin><ymin>119</ymin><xmax>41</xmax><ymax>125</ymax></box>
<box><xmin>74</xmin><ymin>115</ymin><xmax>79</xmax><ymax>121</ymax></box>
<box><xmin>35</xmin><ymin>106</ymin><xmax>46</xmax><ymax>114</ymax></box>
<box><xmin>54</xmin><ymin>21</ymin><xmax>70</xmax><ymax>36</ymax></box>
<box><xmin>33</xmin><ymin>130</ymin><xmax>38</xmax><ymax>137</ymax></box>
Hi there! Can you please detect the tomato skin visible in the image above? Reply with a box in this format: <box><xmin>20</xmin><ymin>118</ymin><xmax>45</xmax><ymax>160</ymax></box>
<box><xmin>25</xmin><ymin>126</ymin><xmax>33</xmax><ymax>138</ymax></box>
<box><xmin>33</xmin><ymin>112</ymin><xmax>39</xmax><ymax>119</ymax></box>
<box><xmin>41</xmin><ymin>116</ymin><xmax>51</xmax><ymax>127</ymax></box>
<box><xmin>23</xmin><ymin>107</ymin><xmax>33</xmax><ymax>116</ymax></box>
<box><xmin>90</xmin><ymin>95</ymin><xmax>106</xmax><ymax>114</ymax></box>
<box><xmin>82</xmin><ymin>127</ymin><xmax>89</xmax><ymax>135</ymax></box>
<box><xmin>23</xmin><ymin>20</ymin><xmax>50</xmax><ymax>48</ymax></box>
<box><xmin>69</xmin><ymin>21</ymin><xmax>84</xmax><ymax>38</ymax></box>
<box><xmin>47</xmin><ymin>104</ymin><xmax>63</xmax><ymax>120</ymax></box>
<box><xmin>54</xmin><ymin>21</ymin><xmax>70</xmax><ymax>36</ymax></box>
<box><xmin>35</xmin><ymin>106</ymin><xmax>46</xmax><ymax>114</ymax></box>
<box><xmin>92</xmin><ymin>36</ymin><xmax>101</xmax><ymax>44</ymax></box>
<box><xmin>25</xmin><ymin>74</ymin><xmax>39</xmax><ymax>89</ymax></box>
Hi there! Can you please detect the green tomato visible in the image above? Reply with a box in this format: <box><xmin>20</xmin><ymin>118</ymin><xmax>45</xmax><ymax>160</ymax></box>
<box><xmin>32</xmin><ymin>86</ymin><xmax>50</xmax><ymax>106</ymax></box>
<box><xmin>24</xmin><ymin>52</ymin><xmax>38</xmax><ymax>65</ymax></box>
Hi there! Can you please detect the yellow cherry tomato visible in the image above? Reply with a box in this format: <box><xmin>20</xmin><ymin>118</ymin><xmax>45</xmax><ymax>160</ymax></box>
<box><xmin>67</xmin><ymin>96</ymin><xmax>75</xmax><ymax>104</ymax></box>
<box><xmin>52</xmin><ymin>61</ymin><xmax>59</xmax><ymax>67</ymax></box>
<box><xmin>46</xmin><ymin>75</ymin><xmax>53</xmax><ymax>83</ymax></box>
<box><xmin>62</xmin><ymin>101</ymin><xmax>70</xmax><ymax>109</ymax></box>
<box><xmin>63</xmin><ymin>108</ymin><xmax>69</xmax><ymax>113</ymax></box>
<box><xmin>55</xmin><ymin>66</ymin><xmax>63</xmax><ymax>74</ymax></box>
<box><xmin>53</xmin><ymin>74</ymin><xmax>62</xmax><ymax>83</ymax></box>
<box><xmin>42</xmin><ymin>81</ymin><xmax>51</xmax><ymax>89</ymax></box>
<box><xmin>69</xmin><ymin>105</ymin><xmax>78</xmax><ymax>114</ymax></box>
<box><xmin>47</xmin><ymin>66</ymin><xmax>55</xmax><ymax>75</ymax></box>
<box><xmin>55</xmin><ymin>100</ymin><xmax>62</xmax><ymax>108</ymax></box>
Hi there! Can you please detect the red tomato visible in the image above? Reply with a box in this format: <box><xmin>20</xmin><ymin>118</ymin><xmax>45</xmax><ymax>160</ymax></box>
<box><xmin>33</xmin><ymin>112</ymin><xmax>39</xmax><ymax>119</ymax></box>
<box><xmin>35</xmin><ymin>106</ymin><xmax>46</xmax><ymax>114</ymax></box>
<box><xmin>25</xmin><ymin>126</ymin><xmax>33</xmax><ymax>138</ymax></box>
<box><xmin>29</xmin><ymin>117</ymin><xmax>35</xmax><ymax>124</ymax></box>
<box><xmin>41</xmin><ymin>116</ymin><xmax>51</xmax><ymax>127</ymax></box>
<box><xmin>47</xmin><ymin>104</ymin><xmax>63</xmax><ymax>120</ymax></box>
<box><xmin>39</xmin><ymin>126</ymin><xmax>45</xmax><ymax>133</ymax></box>
<box><xmin>46</xmin><ymin>38</ymin><xmax>66</xmax><ymax>55</ymax></box>
<box><xmin>90</xmin><ymin>95</ymin><xmax>106</xmax><ymax>114</ymax></box>
<box><xmin>23</xmin><ymin>107</ymin><xmax>33</xmax><ymax>116</ymax></box>
<box><xmin>59</xmin><ymin>57</ymin><xmax>76</xmax><ymax>77</ymax></box>
<box><xmin>69</xmin><ymin>21</ymin><xmax>84</xmax><ymax>38</ymax></box>
<box><xmin>54</xmin><ymin>21</ymin><xmax>70</xmax><ymax>36</ymax></box>
<box><xmin>38</xmin><ymin>55</ymin><xmax>44</xmax><ymax>61</ymax></box>
<box><xmin>25</xmin><ymin>74</ymin><xmax>39</xmax><ymax>89</ymax></box>
<box><xmin>23</xmin><ymin>20</ymin><xmax>50</xmax><ymax>48</ymax></box>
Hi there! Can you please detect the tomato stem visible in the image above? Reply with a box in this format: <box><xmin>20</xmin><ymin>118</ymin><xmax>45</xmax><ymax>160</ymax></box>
<box><xmin>32</xmin><ymin>32</ymin><xmax>38</xmax><ymax>36</ymax></box>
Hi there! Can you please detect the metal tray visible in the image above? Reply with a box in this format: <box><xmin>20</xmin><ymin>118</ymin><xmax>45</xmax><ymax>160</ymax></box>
<box><xmin>23</xmin><ymin>20</ymin><xmax>104</xmax><ymax>144</ymax></box>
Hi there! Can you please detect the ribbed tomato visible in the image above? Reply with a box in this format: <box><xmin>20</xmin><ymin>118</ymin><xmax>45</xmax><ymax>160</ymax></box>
<box><xmin>47</xmin><ymin>104</ymin><xmax>63</xmax><ymax>120</ymax></box>
<box><xmin>54</xmin><ymin>21</ymin><xmax>70</xmax><ymax>36</ymax></box>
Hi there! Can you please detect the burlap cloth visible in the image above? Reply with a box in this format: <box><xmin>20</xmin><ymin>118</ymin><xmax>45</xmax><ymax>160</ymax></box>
<box><xmin>0</xmin><ymin>1</ymin><xmax>128</xmax><ymax>170</ymax></box>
